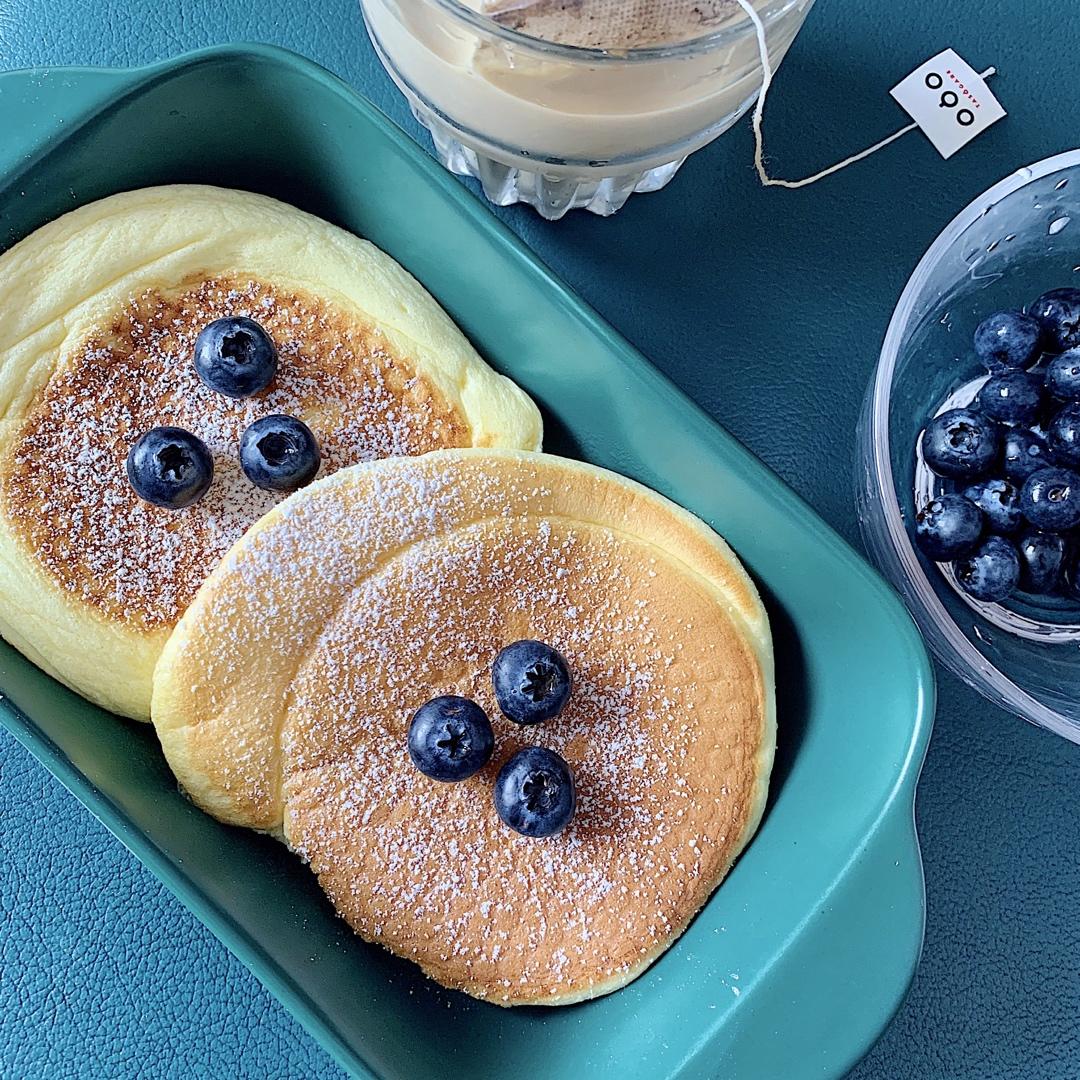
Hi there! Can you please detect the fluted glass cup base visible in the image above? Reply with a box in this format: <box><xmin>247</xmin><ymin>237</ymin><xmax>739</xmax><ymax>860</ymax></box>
<box><xmin>411</xmin><ymin>101</ymin><xmax>686</xmax><ymax>220</ymax></box>
<box><xmin>360</xmin><ymin>0</ymin><xmax>815</xmax><ymax>220</ymax></box>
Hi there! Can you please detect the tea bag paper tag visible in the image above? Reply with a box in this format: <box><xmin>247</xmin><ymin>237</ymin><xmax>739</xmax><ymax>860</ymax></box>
<box><xmin>891</xmin><ymin>49</ymin><xmax>1006</xmax><ymax>159</ymax></box>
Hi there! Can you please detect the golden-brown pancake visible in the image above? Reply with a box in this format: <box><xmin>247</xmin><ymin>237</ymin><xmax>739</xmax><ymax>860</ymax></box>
<box><xmin>152</xmin><ymin>449</ymin><xmax>774</xmax><ymax>1005</ymax></box>
<box><xmin>0</xmin><ymin>186</ymin><xmax>541</xmax><ymax>718</ymax></box>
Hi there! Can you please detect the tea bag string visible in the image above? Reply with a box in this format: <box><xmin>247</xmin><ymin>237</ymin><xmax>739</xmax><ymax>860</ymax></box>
<box><xmin>734</xmin><ymin>0</ymin><xmax>995</xmax><ymax>188</ymax></box>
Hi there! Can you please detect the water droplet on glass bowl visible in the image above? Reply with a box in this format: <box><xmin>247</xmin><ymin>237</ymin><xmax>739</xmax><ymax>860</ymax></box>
<box><xmin>1049</xmin><ymin>216</ymin><xmax>1070</xmax><ymax>236</ymax></box>
<box><xmin>1056</xmin><ymin>177</ymin><xmax>1070</xmax><ymax>190</ymax></box>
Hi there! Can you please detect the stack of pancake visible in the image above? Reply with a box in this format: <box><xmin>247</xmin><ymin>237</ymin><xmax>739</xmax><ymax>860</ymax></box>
<box><xmin>0</xmin><ymin>187</ymin><xmax>773</xmax><ymax>1004</ymax></box>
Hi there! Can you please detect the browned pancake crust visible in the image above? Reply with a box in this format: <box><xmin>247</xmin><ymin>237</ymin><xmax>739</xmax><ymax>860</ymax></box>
<box><xmin>2</xmin><ymin>276</ymin><xmax>469</xmax><ymax>631</ymax></box>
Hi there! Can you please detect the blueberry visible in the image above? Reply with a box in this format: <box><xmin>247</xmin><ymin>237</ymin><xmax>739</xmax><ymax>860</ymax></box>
<box><xmin>1063</xmin><ymin>550</ymin><xmax>1080</xmax><ymax>601</ymax></box>
<box><xmin>126</xmin><ymin>426</ymin><xmax>213</xmax><ymax>509</ymax></box>
<box><xmin>1019</xmin><ymin>466</ymin><xmax>1080</xmax><ymax>530</ymax></box>
<box><xmin>920</xmin><ymin>408</ymin><xmax>1000</xmax><ymax>480</ymax></box>
<box><xmin>1029</xmin><ymin>287</ymin><xmax>1080</xmax><ymax>353</ymax></box>
<box><xmin>975</xmin><ymin>370</ymin><xmax>1042</xmax><ymax>426</ymax></box>
<box><xmin>494</xmin><ymin>746</ymin><xmax>575</xmax><ymax>838</ymax></box>
<box><xmin>962</xmin><ymin>478</ymin><xmax>1022</xmax><ymax>535</ymax></box>
<box><xmin>194</xmin><ymin>317</ymin><xmax>278</xmax><ymax>399</ymax></box>
<box><xmin>1002</xmin><ymin>428</ymin><xmax>1050</xmax><ymax>483</ymax></box>
<box><xmin>491</xmin><ymin>640</ymin><xmax>572</xmax><ymax>725</ymax></box>
<box><xmin>1047</xmin><ymin>402</ymin><xmax>1080</xmax><ymax>467</ymax></box>
<box><xmin>914</xmin><ymin>494</ymin><xmax>983</xmax><ymax>560</ymax></box>
<box><xmin>973</xmin><ymin>310</ymin><xmax>1042</xmax><ymax>371</ymax></box>
<box><xmin>1044</xmin><ymin>347</ymin><xmax>1080</xmax><ymax>400</ymax></box>
<box><xmin>1016</xmin><ymin>530</ymin><xmax>1069</xmax><ymax>594</ymax></box>
<box><xmin>239</xmin><ymin>414</ymin><xmax>320</xmax><ymax>492</ymax></box>
<box><xmin>954</xmin><ymin>535</ymin><xmax>1020</xmax><ymax>603</ymax></box>
<box><xmin>407</xmin><ymin>696</ymin><xmax>494</xmax><ymax>782</ymax></box>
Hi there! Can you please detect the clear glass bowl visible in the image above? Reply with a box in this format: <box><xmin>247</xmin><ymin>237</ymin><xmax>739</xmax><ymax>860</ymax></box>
<box><xmin>857</xmin><ymin>149</ymin><xmax>1080</xmax><ymax>743</ymax></box>
<box><xmin>360</xmin><ymin>0</ymin><xmax>815</xmax><ymax>219</ymax></box>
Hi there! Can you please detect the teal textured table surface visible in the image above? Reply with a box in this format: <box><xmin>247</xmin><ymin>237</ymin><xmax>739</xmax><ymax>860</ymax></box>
<box><xmin>1</xmin><ymin>2</ymin><xmax>1078</xmax><ymax>1078</ymax></box>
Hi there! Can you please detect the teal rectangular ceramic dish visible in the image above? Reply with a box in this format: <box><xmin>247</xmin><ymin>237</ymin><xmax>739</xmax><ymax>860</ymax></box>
<box><xmin>0</xmin><ymin>45</ymin><xmax>934</xmax><ymax>1080</ymax></box>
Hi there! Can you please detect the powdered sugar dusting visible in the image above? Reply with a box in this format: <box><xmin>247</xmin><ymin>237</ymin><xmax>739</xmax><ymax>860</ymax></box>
<box><xmin>217</xmin><ymin>457</ymin><xmax>764</xmax><ymax>1001</ymax></box>
<box><xmin>4</xmin><ymin>277</ymin><xmax>469</xmax><ymax>629</ymax></box>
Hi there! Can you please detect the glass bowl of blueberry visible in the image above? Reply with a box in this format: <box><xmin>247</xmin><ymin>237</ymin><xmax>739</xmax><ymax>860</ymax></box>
<box><xmin>858</xmin><ymin>149</ymin><xmax>1080</xmax><ymax>743</ymax></box>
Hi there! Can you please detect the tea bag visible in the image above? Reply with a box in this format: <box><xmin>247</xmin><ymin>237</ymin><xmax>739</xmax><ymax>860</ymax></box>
<box><xmin>475</xmin><ymin>0</ymin><xmax>747</xmax><ymax>50</ymax></box>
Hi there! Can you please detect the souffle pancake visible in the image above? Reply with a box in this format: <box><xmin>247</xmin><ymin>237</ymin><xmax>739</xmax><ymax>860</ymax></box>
<box><xmin>152</xmin><ymin>449</ymin><xmax>775</xmax><ymax>1006</ymax></box>
<box><xmin>0</xmin><ymin>186</ymin><xmax>541</xmax><ymax>719</ymax></box>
